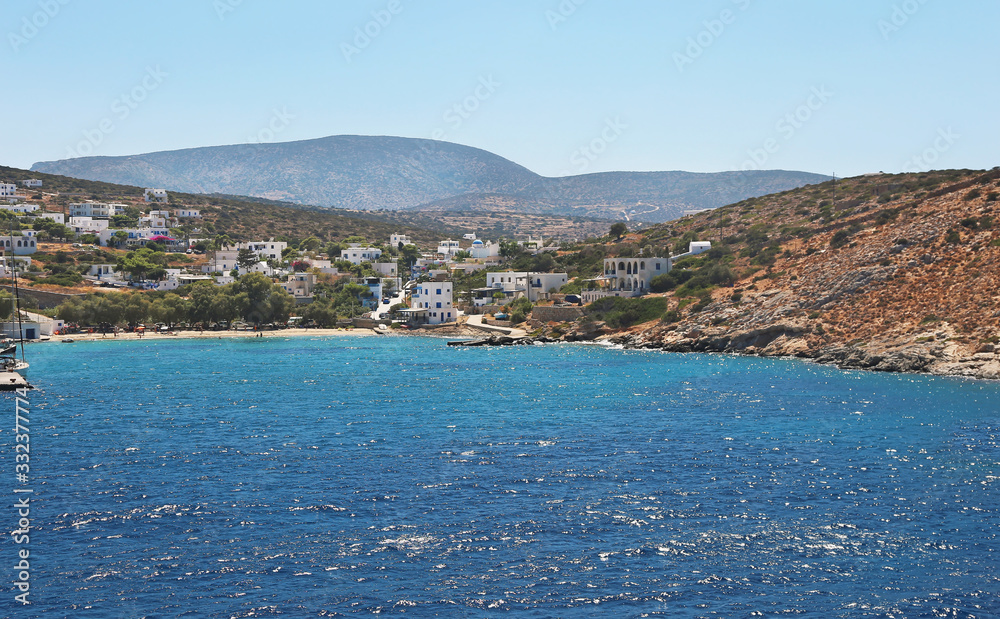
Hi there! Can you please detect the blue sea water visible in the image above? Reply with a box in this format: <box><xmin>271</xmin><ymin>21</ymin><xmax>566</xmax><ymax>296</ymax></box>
<box><xmin>2</xmin><ymin>335</ymin><xmax>999</xmax><ymax>617</ymax></box>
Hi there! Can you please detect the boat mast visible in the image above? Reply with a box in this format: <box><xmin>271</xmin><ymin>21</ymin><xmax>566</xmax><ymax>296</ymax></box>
<box><xmin>7</xmin><ymin>224</ymin><xmax>25</xmax><ymax>363</ymax></box>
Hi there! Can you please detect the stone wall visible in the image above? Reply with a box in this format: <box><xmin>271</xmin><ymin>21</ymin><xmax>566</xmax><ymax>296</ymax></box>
<box><xmin>1</xmin><ymin>285</ymin><xmax>85</xmax><ymax>309</ymax></box>
<box><xmin>531</xmin><ymin>306</ymin><xmax>585</xmax><ymax>323</ymax></box>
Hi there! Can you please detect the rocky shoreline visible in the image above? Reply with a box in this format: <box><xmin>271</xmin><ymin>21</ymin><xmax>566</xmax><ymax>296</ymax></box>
<box><xmin>450</xmin><ymin>322</ymin><xmax>1000</xmax><ymax>381</ymax></box>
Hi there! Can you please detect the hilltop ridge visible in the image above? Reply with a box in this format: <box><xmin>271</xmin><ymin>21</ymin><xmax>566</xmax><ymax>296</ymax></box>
<box><xmin>555</xmin><ymin>167</ymin><xmax>1000</xmax><ymax>380</ymax></box>
<box><xmin>30</xmin><ymin>135</ymin><xmax>829</xmax><ymax>222</ymax></box>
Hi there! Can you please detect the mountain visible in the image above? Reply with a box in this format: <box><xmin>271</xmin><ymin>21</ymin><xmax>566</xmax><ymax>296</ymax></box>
<box><xmin>31</xmin><ymin>135</ymin><xmax>829</xmax><ymax>222</ymax></box>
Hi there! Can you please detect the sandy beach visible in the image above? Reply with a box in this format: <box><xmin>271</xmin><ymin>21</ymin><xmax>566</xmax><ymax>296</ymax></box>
<box><xmin>39</xmin><ymin>327</ymin><xmax>384</xmax><ymax>343</ymax></box>
<box><xmin>37</xmin><ymin>322</ymin><xmax>490</xmax><ymax>344</ymax></box>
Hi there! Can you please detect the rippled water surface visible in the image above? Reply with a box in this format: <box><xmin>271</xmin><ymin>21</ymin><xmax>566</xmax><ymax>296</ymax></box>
<box><xmin>2</xmin><ymin>336</ymin><xmax>999</xmax><ymax>617</ymax></box>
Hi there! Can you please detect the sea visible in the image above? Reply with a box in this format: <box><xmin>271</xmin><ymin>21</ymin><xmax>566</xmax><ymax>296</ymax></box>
<box><xmin>2</xmin><ymin>335</ymin><xmax>998</xmax><ymax>618</ymax></box>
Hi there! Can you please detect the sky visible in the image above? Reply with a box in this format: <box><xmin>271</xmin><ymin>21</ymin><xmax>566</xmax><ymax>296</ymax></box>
<box><xmin>2</xmin><ymin>0</ymin><xmax>997</xmax><ymax>178</ymax></box>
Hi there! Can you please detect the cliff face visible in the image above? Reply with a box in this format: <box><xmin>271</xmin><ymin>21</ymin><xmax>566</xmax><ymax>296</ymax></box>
<box><xmin>577</xmin><ymin>168</ymin><xmax>1000</xmax><ymax>380</ymax></box>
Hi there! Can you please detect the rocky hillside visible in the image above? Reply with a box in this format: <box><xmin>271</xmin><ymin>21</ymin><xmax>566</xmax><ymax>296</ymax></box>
<box><xmin>556</xmin><ymin>167</ymin><xmax>1000</xmax><ymax>380</ymax></box>
<box><xmin>0</xmin><ymin>165</ymin><xmax>452</xmax><ymax>246</ymax></box>
<box><xmin>31</xmin><ymin>135</ymin><xmax>828</xmax><ymax>222</ymax></box>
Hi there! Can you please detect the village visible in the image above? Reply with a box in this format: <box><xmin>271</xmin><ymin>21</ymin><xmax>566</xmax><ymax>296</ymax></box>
<box><xmin>0</xmin><ymin>178</ymin><xmax>710</xmax><ymax>340</ymax></box>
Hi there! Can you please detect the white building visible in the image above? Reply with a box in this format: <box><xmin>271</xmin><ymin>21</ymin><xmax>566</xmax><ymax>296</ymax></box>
<box><xmin>88</xmin><ymin>264</ymin><xmax>119</xmax><ymax>280</ymax></box>
<box><xmin>437</xmin><ymin>239</ymin><xmax>461</xmax><ymax>257</ymax></box>
<box><xmin>390</xmin><ymin>233</ymin><xmax>412</xmax><ymax>248</ymax></box>
<box><xmin>0</xmin><ymin>182</ymin><xmax>17</xmax><ymax>199</ymax></box>
<box><xmin>468</xmin><ymin>239</ymin><xmax>499</xmax><ymax>260</ymax></box>
<box><xmin>69</xmin><ymin>201</ymin><xmax>125</xmax><ymax>218</ymax></box>
<box><xmin>341</xmin><ymin>245</ymin><xmax>382</xmax><ymax>265</ymax></box>
<box><xmin>206</xmin><ymin>249</ymin><xmax>239</xmax><ymax>274</ymax></box>
<box><xmin>37</xmin><ymin>212</ymin><xmax>65</xmax><ymax>225</ymax></box>
<box><xmin>372</xmin><ymin>262</ymin><xmax>398</xmax><ymax>277</ymax></box>
<box><xmin>245</xmin><ymin>240</ymin><xmax>287</xmax><ymax>262</ymax></box>
<box><xmin>407</xmin><ymin>281</ymin><xmax>455</xmax><ymax>324</ymax></box>
<box><xmin>0</xmin><ymin>203</ymin><xmax>39</xmax><ymax>215</ymax></box>
<box><xmin>486</xmin><ymin>271</ymin><xmax>569</xmax><ymax>302</ymax></box>
<box><xmin>0</xmin><ymin>236</ymin><xmax>37</xmax><ymax>255</ymax></box>
<box><xmin>140</xmin><ymin>210</ymin><xmax>175</xmax><ymax>229</ymax></box>
<box><xmin>144</xmin><ymin>188</ymin><xmax>168</xmax><ymax>203</ymax></box>
<box><xmin>0</xmin><ymin>256</ymin><xmax>31</xmax><ymax>278</ymax></box>
<box><xmin>462</xmin><ymin>233</ymin><xmax>477</xmax><ymax>241</ymax></box>
<box><xmin>70</xmin><ymin>217</ymin><xmax>110</xmax><ymax>235</ymax></box>
<box><xmin>176</xmin><ymin>208</ymin><xmax>201</xmax><ymax>218</ymax></box>
<box><xmin>20</xmin><ymin>179</ymin><xmax>42</xmax><ymax>188</ymax></box>
<box><xmin>583</xmin><ymin>257</ymin><xmax>672</xmax><ymax>303</ymax></box>
<box><xmin>282</xmin><ymin>272</ymin><xmax>316</xmax><ymax>302</ymax></box>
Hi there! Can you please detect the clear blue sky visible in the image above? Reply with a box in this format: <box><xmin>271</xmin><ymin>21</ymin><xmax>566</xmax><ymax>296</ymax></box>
<box><xmin>3</xmin><ymin>0</ymin><xmax>997</xmax><ymax>178</ymax></box>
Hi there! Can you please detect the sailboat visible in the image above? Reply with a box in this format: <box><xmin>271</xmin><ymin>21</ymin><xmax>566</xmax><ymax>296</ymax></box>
<box><xmin>1</xmin><ymin>228</ymin><xmax>31</xmax><ymax>390</ymax></box>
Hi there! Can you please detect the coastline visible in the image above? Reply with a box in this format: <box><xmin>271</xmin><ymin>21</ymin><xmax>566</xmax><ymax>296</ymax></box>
<box><xmin>36</xmin><ymin>327</ymin><xmax>383</xmax><ymax>343</ymax></box>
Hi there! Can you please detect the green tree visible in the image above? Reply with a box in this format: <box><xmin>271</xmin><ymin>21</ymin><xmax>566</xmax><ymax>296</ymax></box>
<box><xmin>237</xmin><ymin>248</ymin><xmax>258</xmax><ymax>271</ymax></box>
<box><xmin>123</xmin><ymin>294</ymin><xmax>151</xmax><ymax>328</ymax></box>
<box><xmin>299</xmin><ymin>236</ymin><xmax>321</xmax><ymax>252</ymax></box>
<box><xmin>609</xmin><ymin>222</ymin><xmax>628</xmax><ymax>240</ymax></box>
<box><xmin>232</xmin><ymin>272</ymin><xmax>293</xmax><ymax>327</ymax></box>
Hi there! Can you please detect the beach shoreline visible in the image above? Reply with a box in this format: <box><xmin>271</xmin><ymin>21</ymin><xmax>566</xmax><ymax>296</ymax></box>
<box><xmin>37</xmin><ymin>327</ymin><xmax>383</xmax><ymax>343</ymax></box>
<box><xmin>34</xmin><ymin>323</ymin><xmax>487</xmax><ymax>344</ymax></box>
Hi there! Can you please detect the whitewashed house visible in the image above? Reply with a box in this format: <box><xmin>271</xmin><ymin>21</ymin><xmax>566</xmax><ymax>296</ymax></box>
<box><xmin>373</xmin><ymin>262</ymin><xmax>398</xmax><ymax>277</ymax></box>
<box><xmin>406</xmin><ymin>281</ymin><xmax>455</xmax><ymax>324</ymax></box>
<box><xmin>144</xmin><ymin>188</ymin><xmax>168</xmax><ymax>203</ymax></box>
<box><xmin>69</xmin><ymin>201</ymin><xmax>125</xmax><ymax>218</ymax></box>
<box><xmin>20</xmin><ymin>179</ymin><xmax>42</xmax><ymax>188</ymax></box>
<box><xmin>70</xmin><ymin>217</ymin><xmax>110</xmax><ymax>236</ymax></box>
<box><xmin>36</xmin><ymin>212</ymin><xmax>65</xmax><ymax>225</ymax></box>
<box><xmin>0</xmin><ymin>182</ymin><xmax>18</xmax><ymax>200</ymax></box>
<box><xmin>176</xmin><ymin>208</ymin><xmax>201</xmax><ymax>218</ymax></box>
<box><xmin>437</xmin><ymin>239</ymin><xmax>461</xmax><ymax>257</ymax></box>
<box><xmin>582</xmin><ymin>257</ymin><xmax>672</xmax><ymax>303</ymax></box>
<box><xmin>282</xmin><ymin>272</ymin><xmax>316</xmax><ymax>302</ymax></box>
<box><xmin>0</xmin><ymin>203</ymin><xmax>39</xmax><ymax>214</ymax></box>
<box><xmin>0</xmin><ymin>236</ymin><xmax>37</xmax><ymax>255</ymax></box>
<box><xmin>486</xmin><ymin>271</ymin><xmax>569</xmax><ymax>302</ymax></box>
<box><xmin>245</xmin><ymin>240</ymin><xmax>287</xmax><ymax>262</ymax></box>
<box><xmin>390</xmin><ymin>233</ymin><xmax>411</xmax><ymax>248</ymax></box>
<box><xmin>341</xmin><ymin>245</ymin><xmax>382</xmax><ymax>265</ymax></box>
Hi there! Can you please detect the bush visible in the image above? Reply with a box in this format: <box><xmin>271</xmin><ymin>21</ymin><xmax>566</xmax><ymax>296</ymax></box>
<box><xmin>830</xmin><ymin>229</ymin><xmax>852</xmax><ymax>248</ymax></box>
<box><xmin>662</xmin><ymin>309</ymin><xmax>680</xmax><ymax>323</ymax></box>
<box><xmin>945</xmin><ymin>229</ymin><xmax>961</xmax><ymax>244</ymax></box>
<box><xmin>586</xmin><ymin>296</ymin><xmax>669</xmax><ymax>329</ymax></box>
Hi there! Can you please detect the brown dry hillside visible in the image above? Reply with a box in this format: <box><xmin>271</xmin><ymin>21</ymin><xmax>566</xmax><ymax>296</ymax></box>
<box><xmin>567</xmin><ymin>167</ymin><xmax>1000</xmax><ymax>379</ymax></box>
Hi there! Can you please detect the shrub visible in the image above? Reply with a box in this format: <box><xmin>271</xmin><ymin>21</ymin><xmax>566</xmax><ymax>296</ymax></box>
<box><xmin>964</xmin><ymin>188</ymin><xmax>982</xmax><ymax>201</ymax></box>
<box><xmin>661</xmin><ymin>309</ymin><xmax>681</xmax><ymax>323</ymax></box>
<box><xmin>586</xmin><ymin>296</ymin><xmax>669</xmax><ymax>329</ymax></box>
<box><xmin>830</xmin><ymin>229</ymin><xmax>852</xmax><ymax>248</ymax></box>
<box><xmin>945</xmin><ymin>229</ymin><xmax>961</xmax><ymax>244</ymax></box>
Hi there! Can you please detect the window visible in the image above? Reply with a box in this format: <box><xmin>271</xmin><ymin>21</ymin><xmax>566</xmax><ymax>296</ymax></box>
<box><xmin>436</xmin><ymin>302</ymin><xmax>441</xmax><ymax>308</ymax></box>
<box><xmin>656</xmin><ymin>264</ymin><xmax>661</xmax><ymax>270</ymax></box>
<box><xmin>436</xmin><ymin>289</ymin><xmax>441</xmax><ymax>295</ymax></box>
